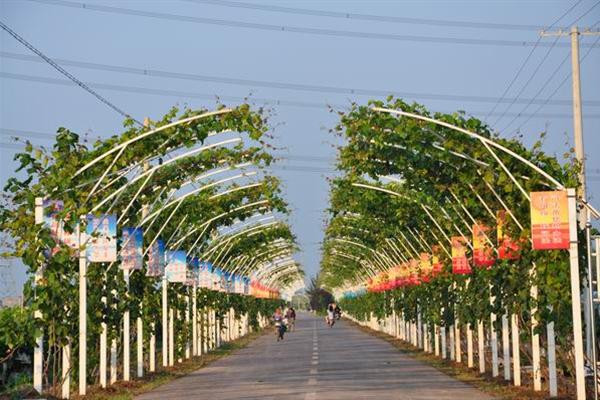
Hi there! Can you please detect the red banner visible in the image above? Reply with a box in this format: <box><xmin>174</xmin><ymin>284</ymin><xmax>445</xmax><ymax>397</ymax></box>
<box><xmin>497</xmin><ymin>210</ymin><xmax>521</xmax><ymax>260</ymax></box>
<box><xmin>431</xmin><ymin>244</ymin><xmax>443</xmax><ymax>275</ymax></box>
<box><xmin>451</xmin><ymin>236</ymin><xmax>471</xmax><ymax>274</ymax></box>
<box><xmin>473</xmin><ymin>223</ymin><xmax>495</xmax><ymax>267</ymax></box>
<box><xmin>530</xmin><ymin>191</ymin><xmax>570</xmax><ymax>250</ymax></box>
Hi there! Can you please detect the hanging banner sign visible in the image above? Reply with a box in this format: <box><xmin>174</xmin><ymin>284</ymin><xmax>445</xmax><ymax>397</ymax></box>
<box><xmin>473</xmin><ymin>223</ymin><xmax>495</xmax><ymax>267</ymax></box>
<box><xmin>497</xmin><ymin>211</ymin><xmax>521</xmax><ymax>260</ymax></box>
<box><xmin>86</xmin><ymin>214</ymin><xmax>117</xmax><ymax>262</ymax></box>
<box><xmin>451</xmin><ymin>236</ymin><xmax>471</xmax><ymax>274</ymax></box>
<box><xmin>419</xmin><ymin>253</ymin><xmax>432</xmax><ymax>282</ymax></box>
<box><xmin>165</xmin><ymin>250</ymin><xmax>187</xmax><ymax>282</ymax></box>
<box><xmin>147</xmin><ymin>240</ymin><xmax>165</xmax><ymax>277</ymax></box>
<box><xmin>186</xmin><ymin>257</ymin><xmax>200</xmax><ymax>286</ymax></box>
<box><xmin>43</xmin><ymin>199</ymin><xmax>79</xmax><ymax>252</ymax></box>
<box><xmin>530</xmin><ymin>191</ymin><xmax>570</xmax><ymax>250</ymax></box>
<box><xmin>199</xmin><ymin>261</ymin><xmax>212</xmax><ymax>288</ymax></box>
<box><xmin>121</xmin><ymin>227</ymin><xmax>143</xmax><ymax>270</ymax></box>
<box><xmin>431</xmin><ymin>245</ymin><xmax>442</xmax><ymax>275</ymax></box>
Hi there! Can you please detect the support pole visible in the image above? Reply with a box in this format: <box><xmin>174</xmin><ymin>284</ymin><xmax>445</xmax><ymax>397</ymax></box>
<box><xmin>192</xmin><ymin>284</ymin><xmax>197</xmax><ymax>356</ymax></box>
<box><xmin>79</xmin><ymin>223</ymin><xmax>87</xmax><ymax>396</ymax></box>
<box><xmin>502</xmin><ymin>314</ymin><xmax>511</xmax><ymax>381</ymax></box>
<box><xmin>33</xmin><ymin>197</ymin><xmax>43</xmax><ymax>395</ymax></box>
<box><xmin>61</xmin><ymin>342</ymin><xmax>70</xmax><ymax>399</ymax></box>
<box><xmin>137</xmin><ymin>315</ymin><xmax>143</xmax><ymax>377</ymax></box>
<box><xmin>547</xmin><ymin>321</ymin><xmax>558</xmax><ymax>397</ymax></box>
<box><xmin>149</xmin><ymin>323</ymin><xmax>156</xmax><ymax>372</ymax></box>
<box><xmin>478</xmin><ymin>321</ymin><xmax>485</xmax><ymax>373</ymax></box>
<box><xmin>467</xmin><ymin>324</ymin><xmax>474</xmax><ymax>368</ymax></box>
<box><xmin>162</xmin><ymin>277</ymin><xmax>168</xmax><ymax>367</ymax></box>
<box><xmin>511</xmin><ymin>314</ymin><xmax>521</xmax><ymax>386</ymax></box>
<box><xmin>567</xmin><ymin>188</ymin><xmax>586</xmax><ymax>399</ymax></box>
<box><xmin>169</xmin><ymin>307</ymin><xmax>174</xmax><ymax>366</ymax></box>
<box><xmin>110</xmin><ymin>338</ymin><xmax>117</xmax><ymax>384</ymax></box>
<box><xmin>123</xmin><ymin>271</ymin><xmax>130</xmax><ymax>382</ymax></box>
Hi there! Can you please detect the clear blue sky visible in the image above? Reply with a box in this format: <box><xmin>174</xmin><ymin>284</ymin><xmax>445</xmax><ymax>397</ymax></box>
<box><xmin>1</xmin><ymin>0</ymin><xmax>599</xmax><ymax>294</ymax></box>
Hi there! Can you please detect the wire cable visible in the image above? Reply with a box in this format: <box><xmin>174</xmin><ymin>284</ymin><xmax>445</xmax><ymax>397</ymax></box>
<box><xmin>0</xmin><ymin>20</ymin><xmax>142</xmax><ymax>126</ymax></box>
<box><xmin>186</xmin><ymin>0</ymin><xmax>557</xmax><ymax>32</ymax></box>
<box><xmin>512</xmin><ymin>33</ymin><xmax>600</xmax><ymax>133</ymax></box>
<box><xmin>27</xmin><ymin>0</ymin><xmax>599</xmax><ymax>49</ymax></box>
<box><xmin>3</xmin><ymin>52</ymin><xmax>597</xmax><ymax>107</ymax></box>
<box><xmin>485</xmin><ymin>0</ymin><xmax>584</xmax><ymax>122</ymax></box>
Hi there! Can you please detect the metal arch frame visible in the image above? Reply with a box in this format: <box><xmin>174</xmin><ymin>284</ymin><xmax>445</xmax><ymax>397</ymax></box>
<box><xmin>372</xmin><ymin>107</ymin><xmax>600</xmax><ymax>219</ymax></box>
<box><xmin>75</xmin><ymin>108</ymin><xmax>233</xmax><ymax>177</ymax></box>
<box><xmin>91</xmin><ymin>138</ymin><xmax>244</xmax><ymax>211</ymax></box>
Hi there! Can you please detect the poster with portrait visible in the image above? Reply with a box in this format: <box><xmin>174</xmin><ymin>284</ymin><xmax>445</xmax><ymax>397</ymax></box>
<box><xmin>86</xmin><ymin>214</ymin><xmax>117</xmax><ymax>262</ymax></box>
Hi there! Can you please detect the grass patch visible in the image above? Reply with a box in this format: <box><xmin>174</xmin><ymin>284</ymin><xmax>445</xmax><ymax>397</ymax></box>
<box><xmin>347</xmin><ymin>319</ymin><xmax>573</xmax><ymax>400</ymax></box>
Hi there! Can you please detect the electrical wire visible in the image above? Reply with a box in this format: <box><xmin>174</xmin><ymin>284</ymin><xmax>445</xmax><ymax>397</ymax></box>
<box><xmin>27</xmin><ymin>0</ymin><xmax>599</xmax><ymax>49</ymax></box>
<box><xmin>512</xmin><ymin>33</ymin><xmax>600</xmax><ymax>132</ymax></box>
<box><xmin>2</xmin><ymin>56</ymin><xmax>597</xmax><ymax>108</ymax></box>
<box><xmin>485</xmin><ymin>0</ymin><xmax>586</xmax><ymax>123</ymax></box>
<box><xmin>186</xmin><ymin>0</ymin><xmax>557</xmax><ymax>31</ymax></box>
<box><xmin>0</xmin><ymin>20</ymin><xmax>142</xmax><ymax>126</ymax></box>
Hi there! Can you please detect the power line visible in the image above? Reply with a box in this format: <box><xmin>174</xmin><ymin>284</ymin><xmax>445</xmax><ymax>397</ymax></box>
<box><xmin>0</xmin><ymin>20</ymin><xmax>142</xmax><ymax>126</ymax></box>
<box><xmin>3</xmin><ymin>52</ymin><xmax>599</xmax><ymax>108</ymax></box>
<box><xmin>492</xmin><ymin>2</ymin><xmax>600</xmax><ymax>127</ymax></box>
<box><xmin>512</xmin><ymin>34</ymin><xmax>600</xmax><ymax>132</ymax></box>
<box><xmin>186</xmin><ymin>0</ymin><xmax>559</xmax><ymax>32</ymax></box>
<box><xmin>27</xmin><ymin>0</ymin><xmax>600</xmax><ymax>49</ymax></box>
<box><xmin>3</xmin><ymin>72</ymin><xmax>600</xmax><ymax>122</ymax></box>
<box><xmin>485</xmin><ymin>0</ymin><xmax>585</xmax><ymax>121</ymax></box>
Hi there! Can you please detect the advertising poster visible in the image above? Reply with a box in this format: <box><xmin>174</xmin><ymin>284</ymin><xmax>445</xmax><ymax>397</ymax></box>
<box><xmin>419</xmin><ymin>253</ymin><xmax>432</xmax><ymax>281</ymax></box>
<box><xmin>165</xmin><ymin>250</ymin><xmax>187</xmax><ymax>283</ymax></box>
<box><xmin>86</xmin><ymin>214</ymin><xmax>117</xmax><ymax>262</ymax></box>
<box><xmin>43</xmin><ymin>199</ymin><xmax>79</xmax><ymax>253</ymax></box>
<box><xmin>472</xmin><ymin>223</ymin><xmax>495</xmax><ymax>267</ymax></box>
<box><xmin>121</xmin><ymin>227</ymin><xmax>143</xmax><ymax>270</ymax></box>
<box><xmin>497</xmin><ymin>211</ymin><xmax>521</xmax><ymax>260</ymax></box>
<box><xmin>451</xmin><ymin>236</ymin><xmax>471</xmax><ymax>274</ymax></box>
<box><xmin>199</xmin><ymin>261</ymin><xmax>212</xmax><ymax>288</ymax></box>
<box><xmin>431</xmin><ymin>245</ymin><xmax>442</xmax><ymax>275</ymax></box>
<box><xmin>147</xmin><ymin>239</ymin><xmax>165</xmax><ymax>277</ymax></box>
<box><xmin>530</xmin><ymin>191</ymin><xmax>570</xmax><ymax>250</ymax></box>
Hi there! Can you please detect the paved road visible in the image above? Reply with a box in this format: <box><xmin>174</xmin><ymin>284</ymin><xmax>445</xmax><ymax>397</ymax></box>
<box><xmin>137</xmin><ymin>312</ymin><xmax>493</xmax><ymax>400</ymax></box>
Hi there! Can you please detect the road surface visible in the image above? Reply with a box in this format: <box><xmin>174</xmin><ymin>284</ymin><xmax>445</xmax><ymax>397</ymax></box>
<box><xmin>137</xmin><ymin>312</ymin><xmax>493</xmax><ymax>400</ymax></box>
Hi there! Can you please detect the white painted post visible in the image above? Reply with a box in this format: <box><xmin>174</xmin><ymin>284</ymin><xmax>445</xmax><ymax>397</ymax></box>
<box><xmin>455</xmin><ymin>323</ymin><xmax>462</xmax><ymax>363</ymax></box>
<box><xmin>61</xmin><ymin>342</ymin><xmax>70</xmax><ymax>399</ymax></box>
<box><xmin>137</xmin><ymin>315</ymin><xmax>143</xmax><ymax>377</ymax></box>
<box><xmin>162</xmin><ymin>277</ymin><xmax>168</xmax><ymax>367</ymax></box>
<box><xmin>567</xmin><ymin>188</ymin><xmax>586</xmax><ymax>399</ymax></box>
<box><xmin>33</xmin><ymin>197</ymin><xmax>43</xmax><ymax>395</ymax></box>
<box><xmin>192</xmin><ymin>285</ymin><xmax>197</xmax><ymax>356</ymax></box>
<box><xmin>169</xmin><ymin>307</ymin><xmax>174</xmax><ymax>366</ymax></box>
<box><xmin>100</xmin><ymin>316</ymin><xmax>107</xmax><ymax>388</ymax></box>
<box><xmin>511</xmin><ymin>314</ymin><xmax>521</xmax><ymax>386</ymax></box>
<box><xmin>216</xmin><ymin>311</ymin><xmax>221</xmax><ymax>348</ymax></box>
<box><xmin>547</xmin><ymin>321</ymin><xmax>558</xmax><ymax>397</ymax></box>
<box><xmin>435</xmin><ymin>325</ymin><xmax>440</xmax><ymax>356</ymax></box>
<box><xmin>502</xmin><ymin>314</ymin><xmax>511</xmax><ymax>381</ymax></box>
<box><xmin>491</xmin><ymin>303</ymin><xmax>499</xmax><ymax>377</ymax></box>
<box><xmin>449</xmin><ymin>325</ymin><xmax>455</xmax><ymax>360</ymax></box>
<box><xmin>478</xmin><ymin>321</ymin><xmax>485</xmax><ymax>373</ymax></box>
<box><xmin>123</xmin><ymin>271</ymin><xmax>130</xmax><ymax>382</ymax></box>
<box><xmin>79</xmin><ymin>224</ymin><xmax>87</xmax><ymax>396</ymax></box>
<box><xmin>441</xmin><ymin>326</ymin><xmax>447</xmax><ymax>359</ymax></box>
<box><xmin>203</xmin><ymin>307</ymin><xmax>208</xmax><ymax>354</ymax></box>
<box><xmin>467</xmin><ymin>324</ymin><xmax>474</xmax><ymax>368</ymax></box>
<box><xmin>185</xmin><ymin>293</ymin><xmax>190</xmax><ymax>359</ymax></box>
<box><xmin>530</xmin><ymin>283</ymin><xmax>541</xmax><ymax>391</ymax></box>
<box><xmin>417</xmin><ymin>313</ymin><xmax>422</xmax><ymax>349</ymax></box>
<box><xmin>110</xmin><ymin>338</ymin><xmax>117</xmax><ymax>384</ymax></box>
<box><xmin>149</xmin><ymin>323</ymin><xmax>156</xmax><ymax>372</ymax></box>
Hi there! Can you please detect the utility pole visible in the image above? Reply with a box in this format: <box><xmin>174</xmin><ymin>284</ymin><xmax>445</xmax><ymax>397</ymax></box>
<box><xmin>541</xmin><ymin>26</ymin><xmax>600</xmax><ymax>400</ymax></box>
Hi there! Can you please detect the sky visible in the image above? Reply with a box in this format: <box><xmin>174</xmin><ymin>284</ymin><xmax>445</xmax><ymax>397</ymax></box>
<box><xmin>1</xmin><ymin>0</ymin><xmax>599</xmax><ymax>296</ymax></box>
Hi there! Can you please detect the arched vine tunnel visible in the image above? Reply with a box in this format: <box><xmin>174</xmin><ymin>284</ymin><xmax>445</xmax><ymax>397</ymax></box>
<box><xmin>1</xmin><ymin>98</ymin><xmax>599</xmax><ymax>400</ymax></box>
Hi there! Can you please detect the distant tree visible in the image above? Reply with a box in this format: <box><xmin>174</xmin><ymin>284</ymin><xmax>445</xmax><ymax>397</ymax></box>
<box><xmin>305</xmin><ymin>276</ymin><xmax>333</xmax><ymax>312</ymax></box>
